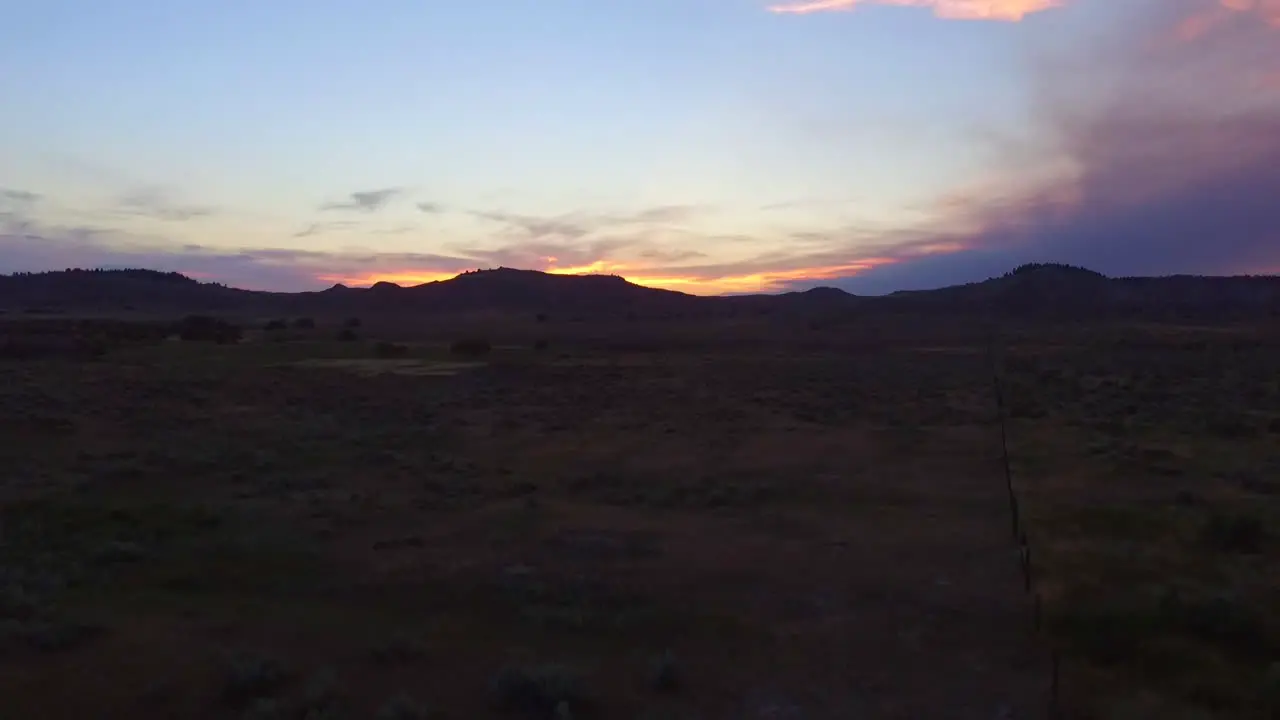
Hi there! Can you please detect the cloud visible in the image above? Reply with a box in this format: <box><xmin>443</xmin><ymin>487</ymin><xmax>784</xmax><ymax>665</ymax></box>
<box><xmin>623</xmin><ymin>205</ymin><xmax>706</xmax><ymax>224</ymax></box>
<box><xmin>5</xmin><ymin>192</ymin><xmax>825</xmax><ymax>295</ymax></box>
<box><xmin>467</xmin><ymin>204</ymin><xmax>710</xmax><ymax>242</ymax></box>
<box><xmin>373</xmin><ymin>225</ymin><xmax>416</xmax><ymax>235</ymax></box>
<box><xmin>15</xmin><ymin>3</ymin><xmax>1278</xmax><ymax>300</ymax></box>
<box><xmin>1</xmin><ymin>198</ymin><xmax>909</xmax><ymax>295</ymax></box>
<box><xmin>320</xmin><ymin>188</ymin><xmax>402</xmax><ymax>213</ymax></box>
<box><xmin>0</xmin><ymin>213</ymin><xmax>474</xmax><ymax>292</ymax></box>
<box><xmin>469</xmin><ymin>210</ymin><xmax>594</xmax><ymax>240</ymax></box>
<box><xmin>1</xmin><ymin>189</ymin><xmax>41</xmax><ymax>204</ymax></box>
<box><xmin>638</xmin><ymin>248</ymin><xmax>708</xmax><ymax>263</ymax></box>
<box><xmin>766</xmin><ymin>0</ymin><xmax>1066</xmax><ymax>21</ymax></box>
<box><xmin>416</xmin><ymin>202</ymin><xmax>446</xmax><ymax>214</ymax></box>
<box><xmin>759</xmin><ymin>197</ymin><xmax>854</xmax><ymax>212</ymax></box>
<box><xmin>293</xmin><ymin>221</ymin><xmax>359</xmax><ymax>238</ymax></box>
<box><xmin>782</xmin><ymin>0</ymin><xmax>1280</xmax><ymax>293</ymax></box>
<box><xmin>116</xmin><ymin>187</ymin><xmax>215</xmax><ymax>222</ymax></box>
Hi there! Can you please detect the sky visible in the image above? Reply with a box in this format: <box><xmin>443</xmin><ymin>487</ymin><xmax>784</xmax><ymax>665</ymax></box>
<box><xmin>2</xmin><ymin>0</ymin><xmax>1278</xmax><ymax>294</ymax></box>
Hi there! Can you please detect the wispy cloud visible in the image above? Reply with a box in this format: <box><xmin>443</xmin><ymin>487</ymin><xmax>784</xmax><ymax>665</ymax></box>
<box><xmin>468</xmin><ymin>204</ymin><xmax>710</xmax><ymax>241</ymax></box>
<box><xmin>373</xmin><ymin>225</ymin><xmax>416</xmax><ymax>235</ymax></box>
<box><xmin>416</xmin><ymin>202</ymin><xmax>446</xmax><ymax>214</ymax></box>
<box><xmin>2</xmin><ymin>199</ymin><xmax>918</xmax><ymax>295</ymax></box>
<box><xmin>293</xmin><ymin>220</ymin><xmax>359</xmax><ymax>238</ymax></box>
<box><xmin>759</xmin><ymin>197</ymin><xmax>854</xmax><ymax>212</ymax></box>
<box><xmin>469</xmin><ymin>210</ymin><xmax>593</xmax><ymax>240</ymax></box>
<box><xmin>320</xmin><ymin>188</ymin><xmax>402</xmax><ymax>213</ymax></box>
<box><xmin>766</xmin><ymin>0</ymin><xmax>1066</xmax><ymax>21</ymax></box>
<box><xmin>624</xmin><ymin>205</ymin><xmax>706</xmax><ymax>224</ymax></box>
<box><xmin>1</xmin><ymin>189</ymin><xmax>41</xmax><ymax>204</ymax></box>
<box><xmin>116</xmin><ymin>187</ymin><xmax>214</xmax><ymax>222</ymax></box>
<box><xmin>0</xmin><ymin>213</ymin><xmax>473</xmax><ymax>292</ymax></box>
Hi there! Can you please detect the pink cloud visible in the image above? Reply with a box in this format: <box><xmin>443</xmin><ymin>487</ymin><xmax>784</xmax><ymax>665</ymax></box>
<box><xmin>766</xmin><ymin>0</ymin><xmax>1066</xmax><ymax>21</ymax></box>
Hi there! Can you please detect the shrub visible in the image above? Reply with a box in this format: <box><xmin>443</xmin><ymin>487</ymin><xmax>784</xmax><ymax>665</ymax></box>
<box><xmin>222</xmin><ymin>651</ymin><xmax>288</xmax><ymax>705</ymax></box>
<box><xmin>0</xmin><ymin>618</ymin><xmax>103</xmax><ymax>654</ymax></box>
<box><xmin>450</xmin><ymin>338</ymin><xmax>492</xmax><ymax>357</ymax></box>
<box><xmin>175</xmin><ymin>315</ymin><xmax>242</xmax><ymax>344</ymax></box>
<box><xmin>241</xmin><ymin>698</ymin><xmax>285</xmax><ymax>720</ymax></box>
<box><xmin>263</xmin><ymin>319</ymin><xmax>288</xmax><ymax>332</ymax></box>
<box><xmin>1201</xmin><ymin>512</ymin><xmax>1267</xmax><ymax>554</ymax></box>
<box><xmin>534</xmin><ymin>339</ymin><xmax>549</xmax><ymax>351</ymax></box>
<box><xmin>296</xmin><ymin>668</ymin><xmax>340</xmax><ymax>718</ymax></box>
<box><xmin>490</xmin><ymin>664</ymin><xmax>583</xmax><ymax>719</ymax></box>
<box><xmin>344</xmin><ymin>317</ymin><xmax>362</xmax><ymax>328</ymax></box>
<box><xmin>336</xmin><ymin>328</ymin><xmax>359</xmax><ymax>342</ymax></box>
<box><xmin>0</xmin><ymin>336</ymin><xmax>106</xmax><ymax>362</ymax></box>
<box><xmin>535</xmin><ymin>313</ymin><xmax>548</xmax><ymax>323</ymax></box>
<box><xmin>374</xmin><ymin>342</ymin><xmax>409</xmax><ymax>359</ymax></box>
<box><xmin>293</xmin><ymin>317</ymin><xmax>316</xmax><ymax>330</ymax></box>
<box><xmin>649</xmin><ymin>650</ymin><xmax>681</xmax><ymax>693</ymax></box>
<box><xmin>376</xmin><ymin>694</ymin><xmax>431</xmax><ymax>720</ymax></box>
<box><xmin>1265</xmin><ymin>663</ymin><xmax>1280</xmax><ymax>714</ymax></box>
<box><xmin>369</xmin><ymin>636</ymin><xmax>428</xmax><ymax>666</ymax></box>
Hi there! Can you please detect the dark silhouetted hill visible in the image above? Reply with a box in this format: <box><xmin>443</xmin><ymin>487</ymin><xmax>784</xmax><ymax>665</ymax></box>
<box><xmin>0</xmin><ymin>268</ymin><xmax>254</xmax><ymax>313</ymax></box>
<box><xmin>0</xmin><ymin>266</ymin><xmax>698</xmax><ymax>317</ymax></box>
<box><xmin>880</xmin><ymin>263</ymin><xmax>1280</xmax><ymax>321</ymax></box>
<box><xmin>305</xmin><ymin>268</ymin><xmax>699</xmax><ymax>316</ymax></box>
<box><xmin>1</xmin><ymin>263</ymin><xmax>1276</xmax><ymax>321</ymax></box>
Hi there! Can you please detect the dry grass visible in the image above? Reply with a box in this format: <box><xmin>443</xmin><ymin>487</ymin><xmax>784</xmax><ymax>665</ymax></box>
<box><xmin>23</xmin><ymin>314</ymin><xmax>1276</xmax><ymax>717</ymax></box>
<box><xmin>287</xmin><ymin>358</ymin><xmax>484</xmax><ymax>377</ymax></box>
<box><xmin>999</xmin><ymin>322</ymin><xmax>1280</xmax><ymax>718</ymax></box>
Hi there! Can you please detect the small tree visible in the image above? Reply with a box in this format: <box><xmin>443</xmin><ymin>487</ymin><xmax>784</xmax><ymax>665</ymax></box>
<box><xmin>293</xmin><ymin>317</ymin><xmax>316</xmax><ymax>330</ymax></box>
<box><xmin>344</xmin><ymin>317</ymin><xmax>362</xmax><ymax>328</ymax></box>
<box><xmin>374</xmin><ymin>342</ymin><xmax>409</xmax><ymax>359</ymax></box>
<box><xmin>450</xmin><ymin>338</ymin><xmax>491</xmax><ymax>357</ymax></box>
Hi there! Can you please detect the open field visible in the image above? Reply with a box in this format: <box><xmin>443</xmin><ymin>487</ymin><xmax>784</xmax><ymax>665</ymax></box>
<box><xmin>997</xmin><ymin>324</ymin><xmax>1280</xmax><ymax>718</ymax></box>
<box><xmin>1</xmin><ymin>314</ymin><xmax>1276</xmax><ymax>718</ymax></box>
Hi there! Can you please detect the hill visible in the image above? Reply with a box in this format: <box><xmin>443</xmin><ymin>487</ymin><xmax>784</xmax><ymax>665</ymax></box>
<box><xmin>307</xmin><ymin>268</ymin><xmax>700</xmax><ymax>317</ymax></box>
<box><xmin>880</xmin><ymin>263</ymin><xmax>1280</xmax><ymax>321</ymax></box>
<box><xmin>0</xmin><ymin>263</ymin><xmax>1276</xmax><ymax>321</ymax></box>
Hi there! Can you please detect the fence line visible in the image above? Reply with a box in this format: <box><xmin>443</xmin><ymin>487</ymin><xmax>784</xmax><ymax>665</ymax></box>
<box><xmin>986</xmin><ymin>330</ymin><xmax>1063</xmax><ymax>719</ymax></box>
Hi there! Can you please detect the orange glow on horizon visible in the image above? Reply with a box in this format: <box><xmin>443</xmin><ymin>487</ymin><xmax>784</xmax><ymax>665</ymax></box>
<box><xmin>317</xmin><ymin>270</ymin><xmax>461</xmax><ymax>287</ymax></box>
<box><xmin>317</xmin><ymin>257</ymin><xmax>912</xmax><ymax>296</ymax></box>
<box><xmin>766</xmin><ymin>0</ymin><xmax>1064</xmax><ymax>21</ymax></box>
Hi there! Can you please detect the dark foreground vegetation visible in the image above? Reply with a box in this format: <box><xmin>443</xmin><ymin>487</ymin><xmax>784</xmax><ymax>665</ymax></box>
<box><xmin>0</xmin><ymin>265</ymin><xmax>1277</xmax><ymax>718</ymax></box>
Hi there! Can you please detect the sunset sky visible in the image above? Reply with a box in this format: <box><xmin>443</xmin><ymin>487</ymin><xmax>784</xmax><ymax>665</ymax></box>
<box><xmin>2</xmin><ymin>0</ymin><xmax>1278</xmax><ymax>294</ymax></box>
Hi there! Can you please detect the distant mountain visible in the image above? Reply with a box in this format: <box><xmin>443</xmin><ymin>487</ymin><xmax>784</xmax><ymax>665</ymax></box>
<box><xmin>0</xmin><ymin>263</ymin><xmax>1276</xmax><ymax>321</ymax></box>
<box><xmin>0</xmin><ymin>268</ymin><xmax>252</xmax><ymax>313</ymax></box>
<box><xmin>0</xmin><ymin>267</ymin><xmax>700</xmax><ymax>317</ymax></box>
<box><xmin>881</xmin><ymin>263</ymin><xmax>1280</xmax><ymax>321</ymax></box>
<box><xmin>291</xmin><ymin>268</ymin><xmax>702</xmax><ymax>318</ymax></box>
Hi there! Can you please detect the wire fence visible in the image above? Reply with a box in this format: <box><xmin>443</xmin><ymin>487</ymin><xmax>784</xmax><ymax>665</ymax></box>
<box><xmin>986</xmin><ymin>330</ymin><xmax>1063</xmax><ymax>719</ymax></box>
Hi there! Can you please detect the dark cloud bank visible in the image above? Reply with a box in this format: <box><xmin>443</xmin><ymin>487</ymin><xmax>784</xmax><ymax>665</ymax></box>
<box><xmin>805</xmin><ymin>0</ymin><xmax>1280</xmax><ymax>294</ymax></box>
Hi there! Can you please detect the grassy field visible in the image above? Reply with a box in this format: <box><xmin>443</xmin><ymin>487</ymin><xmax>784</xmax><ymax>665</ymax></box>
<box><xmin>2</xmin><ymin>316</ymin><xmax>1274</xmax><ymax>718</ymax></box>
<box><xmin>998</xmin><ymin>323</ymin><xmax>1280</xmax><ymax>718</ymax></box>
